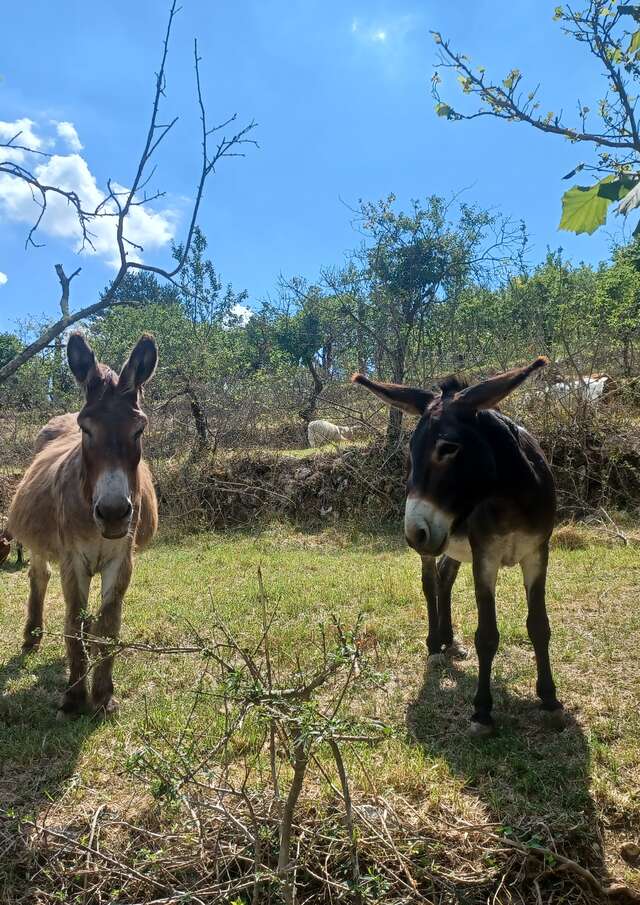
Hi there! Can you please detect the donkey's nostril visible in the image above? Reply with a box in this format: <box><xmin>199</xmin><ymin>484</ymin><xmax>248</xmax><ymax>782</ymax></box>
<box><xmin>405</xmin><ymin>522</ymin><xmax>430</xmax><ymax>551</ymax></box>
<box><xmin>95</xmin><ymin>498</ymin><xmax>132</xmax><ymax>523</ymax></box>
<box><xmin>414</xmin><ymin>527</ymin><xmax>428</xmax><ymax>547</ymax></box>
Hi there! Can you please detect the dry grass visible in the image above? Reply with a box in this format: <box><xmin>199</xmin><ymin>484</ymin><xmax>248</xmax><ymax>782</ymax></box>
<box><xmin>552</xmin><ymin>523</ymin><xmax>592</xmax><ymax>550</ymax></box>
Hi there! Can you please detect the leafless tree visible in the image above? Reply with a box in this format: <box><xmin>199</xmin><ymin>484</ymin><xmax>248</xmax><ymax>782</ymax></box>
<box><xmin>0</xmin><ymin>1</ymin><xmax>256</xmax><ymax>385</ymax></box>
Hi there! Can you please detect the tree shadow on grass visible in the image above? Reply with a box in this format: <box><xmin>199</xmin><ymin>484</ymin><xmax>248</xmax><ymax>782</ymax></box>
<box><xmin>406</xmin><ymin>658</ymin><xmax>618</xmax><ymax>902</ymax></box>
<box><xmin>0</xmin><ymin>650</ymin><xmax>100</xmax><ymax>900</ymax></box>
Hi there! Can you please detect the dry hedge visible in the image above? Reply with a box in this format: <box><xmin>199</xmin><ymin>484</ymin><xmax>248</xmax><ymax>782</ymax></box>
<box><xmin>2</xmin><ymin>399</ymin><xmax>640</xmax><ymax>532</ymax></box>
<box><xmin>155</xmin><ymin>422</ymin><xmax>640</xmax><ymax>534</ymax></box>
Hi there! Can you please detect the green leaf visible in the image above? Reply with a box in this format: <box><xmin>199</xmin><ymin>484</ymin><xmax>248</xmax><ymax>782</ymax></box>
<box><xmin>435</xmin><ymin>102</ymin><xmax>456</xmax><ymax>119</ymax></box>
<box><xmin>559</xmin><ymin>176</ymin><xmax>633</xmax><ymax>234</ymax></box>
<box><xmin>629</xmin><ymin>29</ymin><xmax>640</xmax><ymax>53</ymax></box>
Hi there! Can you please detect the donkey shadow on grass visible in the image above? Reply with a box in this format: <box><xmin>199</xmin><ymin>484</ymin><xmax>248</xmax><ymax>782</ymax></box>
<box><xmin>0</xmin><ymin>648</ymin><xmax>100</xmax><ymax>898</ymax></box>
<box><xmin>406</xmin><ymin>656</ymin><xmax>624</xmax><ymax>902</ymax></box>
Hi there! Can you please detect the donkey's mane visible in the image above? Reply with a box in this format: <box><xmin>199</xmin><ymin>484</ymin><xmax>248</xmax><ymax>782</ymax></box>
<box><xmin>85</xmin><ymin>363</ymin><xmax>117</xmax><ymax>396</ymax></box>
<box><xmin>438</xmin><ymin>375</ymin><xmax>468</xmax><ymax>397</ymax></box>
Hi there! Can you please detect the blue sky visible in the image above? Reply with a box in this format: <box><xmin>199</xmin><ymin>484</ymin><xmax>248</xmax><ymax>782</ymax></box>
<box><xmin>0</xmin><ymin>0</ymin><xmax>631</xmax><ymax>332</ymax></box>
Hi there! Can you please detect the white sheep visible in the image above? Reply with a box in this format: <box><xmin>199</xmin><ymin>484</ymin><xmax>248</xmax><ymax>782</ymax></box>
<box><xmin>307</xmin><ymin>420</ymin><xmax>355</xmax><ymax>448</ymax></box>
<box><xmin>547</xmin><ymin>375</ymin><xmax>613</xmax><ymax>403</ymax></box>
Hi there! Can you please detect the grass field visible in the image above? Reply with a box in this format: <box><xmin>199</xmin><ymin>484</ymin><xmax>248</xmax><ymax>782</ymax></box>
<box><xmin>1</xmin><ymin>523</ymin><xmax>639</xmax><ymax>902</ymax></box>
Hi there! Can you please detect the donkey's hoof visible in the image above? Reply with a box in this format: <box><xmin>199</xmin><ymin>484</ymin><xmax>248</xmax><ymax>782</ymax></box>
<box><xmin>21</xmin><ymin>640</ymin><xmax>41</xmax><ymax>655</ymax></box>
<box><xmin>58</xmin><ymin>692</ymin><xmax>90</xmax><ymax>718</ymax></box>
<box><xmin>468</xmin><ymin>719</ymin><xmax>494</xmax><ymax>738</ymax></box>
<box><xmin>444</xmin><ymin>639</ymin><xmax>469</xmax><ymax>660</ymax></box>
<box><xmin>426</xmin><ymin>653</ymin><xmax>446</xmax><ymax>671</ymax></box>
<box><xmin>57</xmin><ymin>702</ymin><xmax>89</xmax><ymax>720</ymax></box>
<box><xmin>93</xmin><ymin>696</ymin><xmax>119</xmax><ymax>718</ymax></box>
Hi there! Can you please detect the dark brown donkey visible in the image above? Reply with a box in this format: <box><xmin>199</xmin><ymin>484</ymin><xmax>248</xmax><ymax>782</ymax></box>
<box><xmin>7</xmin><ymin>333</ymin><xmax>158</xmax><ymax>716</ymax></box>
<box><xmin>353</xmin><ymin>358</ymin><xmax>563</xmax><ymax>734</ymax></box>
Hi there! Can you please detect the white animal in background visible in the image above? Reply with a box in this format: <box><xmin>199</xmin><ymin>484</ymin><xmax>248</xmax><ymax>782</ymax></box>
<box><xmin>307</xmin><ymin>420</ymin><xmax>355</xmax><ymax>447</ymax></box>
<box><xmin>547</xmin><ymin>374</ymin><xmax>614</xmax><ymax>403</ymax></box>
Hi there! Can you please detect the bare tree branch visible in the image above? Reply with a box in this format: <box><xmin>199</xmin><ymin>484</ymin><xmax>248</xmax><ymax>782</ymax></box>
<box><xmin>0</xmin><ymin>2</ymin><xmax>256</xmax><ymax>385</ymax></box>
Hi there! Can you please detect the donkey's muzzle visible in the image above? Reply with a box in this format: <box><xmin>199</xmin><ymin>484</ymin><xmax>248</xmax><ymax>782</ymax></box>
<box><xmin>404</xmin><ymin>497</ymin><xmax>451</xmax><ymax>556</ymax></box>
<box><xmin>93</xmin><ymin>469</ymin><xmax>134</xmax><ymax>538</ymax></box>
<box><xmin>94</xmin><ymin>498</ymin><xmax>133</xmax><ymax>539</ymax></box>
<box><xmin>405</xmin><ymin>521</ymin><xmax>445</xmax><ymax>556</ymax></box>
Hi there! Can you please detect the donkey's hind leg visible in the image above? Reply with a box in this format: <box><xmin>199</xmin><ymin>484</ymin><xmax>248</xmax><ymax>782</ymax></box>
<box><xmin>521</xmin><ymin>542</ymin><xmax>562</xmax><ymax>716</ymax></box>
<box><xmin>22</xmin><ymin>554</ymin><xmax>51</xmax><ymax>652</ymax></box>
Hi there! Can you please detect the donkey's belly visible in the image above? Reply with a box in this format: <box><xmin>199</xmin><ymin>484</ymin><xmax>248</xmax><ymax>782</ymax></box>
<box><xmin>444</xmin><ymin>530</ymin><xmax>541</xmax><ymax>567</ymax></box>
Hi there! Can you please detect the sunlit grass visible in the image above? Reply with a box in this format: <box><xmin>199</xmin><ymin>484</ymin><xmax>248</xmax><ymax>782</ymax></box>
<box><xmin>1</xmin><ymin>524</ymin><xmax>639</xmax><ymax>890</ymax></box>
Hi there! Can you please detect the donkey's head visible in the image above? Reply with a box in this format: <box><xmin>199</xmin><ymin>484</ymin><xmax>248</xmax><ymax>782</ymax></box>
<box><xmin>67</xmin><ymin>332</ymin><xmax>158</xmax><ymax>540</ymax></box>
<box><xmin>352</xmin><ymin>358</ymin><xmax>547</xmax><ymax>556</ymax></box>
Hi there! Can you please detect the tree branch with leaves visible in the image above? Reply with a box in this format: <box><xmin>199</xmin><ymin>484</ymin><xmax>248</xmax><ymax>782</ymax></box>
<box><xmin>432</xmin><ymin>1</ymin><xmax>640</xmax><ymax>235</ymax></box>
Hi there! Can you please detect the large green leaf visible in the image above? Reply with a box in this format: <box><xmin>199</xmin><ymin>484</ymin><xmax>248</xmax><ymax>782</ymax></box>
<box><xmin>559</xmin><ymin>176</ymin><xmax>633</xmax><ymax>235</ymax></box>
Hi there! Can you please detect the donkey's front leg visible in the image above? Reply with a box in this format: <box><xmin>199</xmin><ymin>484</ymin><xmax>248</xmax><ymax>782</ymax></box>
<box><xmin>521</xmin><ymin>543</ymin><xmax>563</xmax><ymax>715</ymax></box>
<box><xmin>436</xmin><ymin>556</ymin><xmax>464</xmax><ymax>657</ymax></box>
<box><xmin>421</xmin><ymin>555</ymin><xmax>442</xmax><ymax>659</ymax></box>
<box><xmin>91</xmin><ymin>550</ymin><xmax>132</xmax><ymax>715</ymax></box>
<box><xmin>59</xmin><ymin>555</ymin><xmax>92</xmax><ymax>714</ymax></box>
<box><xmin>470</xmin><ymin>553</ymin><xmax>500</xmax><ymax>734</ymax></box>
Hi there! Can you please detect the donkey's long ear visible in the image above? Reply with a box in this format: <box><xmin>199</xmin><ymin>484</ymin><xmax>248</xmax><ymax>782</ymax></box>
<box><xmin>454</xmin><ymin>357</ymin><xmax>548</xmax><ymax>411</ymax></box>
<box><xmin>119</xmin><ymin>334</ymin><xmax>158</xmax><ymax>396</ymax></box>
<box><xmin>67</xmin><ymin>332</ymin><xmax>99</xmax><ymax>387</ymax></box>
<box><xmin>352</xmin><ymin>373</ymin><xmax>434</xmax><ymax>416</ymax></box>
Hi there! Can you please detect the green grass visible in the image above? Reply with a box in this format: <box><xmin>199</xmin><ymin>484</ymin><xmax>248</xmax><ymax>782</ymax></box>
<box><xmin>1</xmin><ymin>524</ymin><xmax>639</xmax><ymax>897</ymax></box>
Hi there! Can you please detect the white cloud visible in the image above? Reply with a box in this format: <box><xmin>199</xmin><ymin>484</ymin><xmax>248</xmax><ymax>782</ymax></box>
<box><xmin>55</xmin><ymin>121</ymin><xmax>83</xmax><ymax>152</ymax></box>
<box><xmin>223</xmin><ymin>302</ymin><xmax>253</xmax><ymax>328</ymax></box>
<box><xmin>0</xmin><ymin>120</ymin><xmax>176</xmax><ymax>268</ymax></box>
<box><xmin>0</xmin><ymin>118</ymin><xmax>43</xmax><ymax>163</ymax></box>
<box><xmin>373</xmin><ymin>30</ymin><xmax>387</xmax><ymax>42</ymax></box>
<box><xmin>0</xmin><ymin>271</ymin><xmax>7</xmax><ymax>286</ymax></box>
<box><xmin>231</xmin><ymin>303</ymin><xmax>253</xmax><ymax>325</ymax></box>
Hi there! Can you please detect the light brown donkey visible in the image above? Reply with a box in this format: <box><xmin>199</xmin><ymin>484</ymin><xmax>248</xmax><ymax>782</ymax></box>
<box><xmin>7</xmin><ymin>332</ymin><xmax>158</xmax><ymax>716</ymax></box>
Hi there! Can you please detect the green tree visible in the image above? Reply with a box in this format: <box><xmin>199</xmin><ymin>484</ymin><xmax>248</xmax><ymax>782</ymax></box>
<box><xmin>92</xmin><ymin>229</ymin><xmax>250</xmax><ymax>452</ymax></box>
<box><xmin>330</xmin><ymin>195</ymin><xmax>525</xmax><ymax>442</ymax></box>
<box><xmin>595</xmin><ymin>241</ymin><xmax>640</xmax><ymax>372</ymax></box>
<box><xmin>0</xmin><ymin>331</ymin><xmax>51</xmax><ymax>410</ymax></box>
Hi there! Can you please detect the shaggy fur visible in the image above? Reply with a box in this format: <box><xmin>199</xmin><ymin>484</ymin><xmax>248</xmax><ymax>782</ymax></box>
<box><xmin>7</xmin><ymin>333</ymin><xmax>159</xmax><ymax>716</ymax></box>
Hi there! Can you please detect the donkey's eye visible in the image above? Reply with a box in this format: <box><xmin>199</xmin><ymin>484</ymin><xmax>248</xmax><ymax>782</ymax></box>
<box><xmin>80</xmin><ymin>426</ymin><xmax>93</xmax><ymax>439</ymax></box>
<box><xmin>133</xmin><ymin>428</ymin><xmax>144</xmax><ymax>440</ymax></box>
<box><xmin>434</xmin><ymin>439</ymin><xmax>461</xmax><ymax>462</ymax></box>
